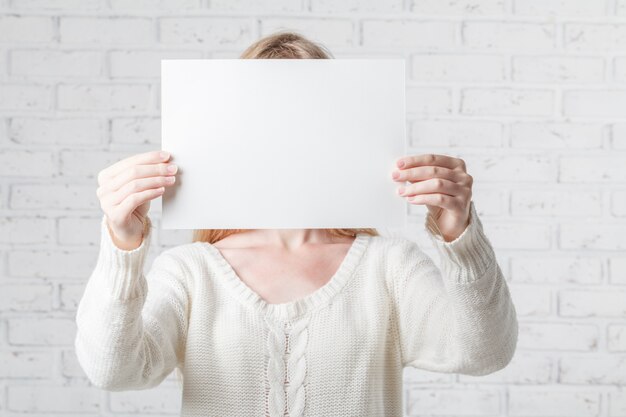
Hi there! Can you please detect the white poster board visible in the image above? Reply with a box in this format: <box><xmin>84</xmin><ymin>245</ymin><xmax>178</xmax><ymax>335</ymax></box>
<box><xmin>161</xmin><ymin>58</ymin><xmax>406</xmax><ymax>230</ymax></box>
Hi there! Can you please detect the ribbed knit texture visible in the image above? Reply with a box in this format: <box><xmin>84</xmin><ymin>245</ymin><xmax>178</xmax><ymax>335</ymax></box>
<box><xmin>74</xmin><ymin>201</ymin><xmax>519</xmax><ymax>416</ymax></box>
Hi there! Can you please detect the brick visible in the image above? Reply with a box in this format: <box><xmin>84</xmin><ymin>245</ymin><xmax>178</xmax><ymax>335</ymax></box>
<box><xmin>10</xmin><ymin>0</ymin><xmax>101</xmax><ymax>9</ymax></box>
<box><xmin>509</xmin><ymin>285</ymin><xmax>552</xmax><ymax>316</ymax></box>
<box><xmin>484</xmin><ymin>222</ymin><xmax>552</xmax><ymax>250</ymax></box>
<box><xmin>8</xmin><ymin>117</ymin><xmax>103</xmax><ymax>145</ymax></box>
<box><xmin>312</xmin><ymin>0</ymin><xmax>400</xmax><ymax>12</ymax></box>
<box><xmin>0</xmin><ymin>15</ymin><xmax>54</xmax><ymax>42</ymax></box>
<box><xmin>0</xmin><ymin>118</ymin><xmax>7</xmax><ymax>144</ymax></box>
<box><xmin>0</xmin><ymin>49</ymin><xmax>5</xmax><ymax>79</ymax></box>
<box><xmin>461</xmin><ymin>88</ymin><xmax>553</xmax><ymax>116</ymax></box>
<box><xmin>560</xmin><ymin>157</ymin><xmax>626</xmax><ymax>182</ymax></box>
<box><xmin>110</xmin><ymin>388</ymin><xmax>182</xmax><ymax>413</ymax></box>
<box><xmin>560</xmin><ymin>289</ymin><xmax>626</xmax><ymax>317</ymax></box>
<box><xmin>0</xmin><ymin>217</ymin><xmax>54</xmax><ymax>244</ymax></box>
<box><xmin>0</xmin><ymin>284</ymin><xmax>53</xmax><ymax>311</ymax></box>
<box><xmin>565</xmin><ymin>24</ymin><xmax>626</xmax><ymax>51</ymax></box>
<box><xmin>467</xmin><ymin>188</ymin><xmax>507</xmax><ymax>216</ymax></box>
<box><xmin>560</xmin><ymin>355</ymin><xmax>626</xmax><ymax>385</ymax></box>
<box><xmin>511</xmin><ymin>122</ymin><xmax>604</xmax><ymax>149</ymax></box>
<box><xmin>8</xmin><ymin>249</ymin><xmax>97</xmax><ymax>279</ymax></box>
<box><xmin>404</xmin><ymin>366</ymin><xmax>453</xmax><ymax>384</ymax></box>
<box><xmin>613</xmin><ymin>190</ymin><xmax>626</xmax><ymax>216</ymax></box>
<box><xmin>511</xmin><ymin>256</ymin><xmax>602</xmax><ymax>285</ymax></box>
<box><xmin>462</xmin><ymin>22</ymin><xmax>555</xmax><ymax>50</ymax></box>
<box><xmin>609</xmin><ymin>392</ymin><xmax>626</xmax><ymax>416</ymax></box>
<box><xmin>613</xmin><ymin>123</ymin><xmax>626</xmax><ymax>149</ymax></box>
<box><xmin>561</xmin><ymin>223</ymin><xmax>626</xmax><ymax>250</ymax></box>
<box><xmin>0</xmin><ymin>150</ymin><xmax>56</xmax><ymax>177</ymax></box>
<box><xmin>110</xmin><ymin>0</ymin><xmax>201</xmax><ymax>8</ymax></box>
<box><xmin>0</xmin><ymin>351</ymin><xmax>53</xmax><ymax>378</ymax></box>
<box><xmin>511</xmin><ymin>188</ymin><xmax>602</xmax><ymax>216</ymax></box>
<box><xmin>261</xmin><ymin>18</ymin><xmax>354</xmax><ymax>48</ymax></box>
<box><xmin>61</xmin><ymin>349</ymin><xmax>84</xmax><ymax>377</ymax></box>
<box><xmin>459</xmin><ymin>352</ymin><xmax>553</xmax><ymax>384</ymax></box>
<box><xmin>60</xmin><ymin>17</ymin><xmax>153</xmax><ymax>44</ymax></box>
<box><xmin>509</xmin><ymin>387</ymin><xmax>600</xmax><ymax>417</ymax></box>
<box><xmin>513</xmin><ymin>56</ymin><xmax>604</xmax><ymax>83</ymax></box>
<box><xmin>405</xmin><ymin>388</ymin><xmax>500</xmax><ymax>415</ymax></box>
<box><xmin>410</xmin><ymin>0</ymin><xmax>504</xmax><ymax>14</ymax></box>
<box><xmin>110</xmin><ymin>49</ymin><xmax>202</xmax><ymax>78</ymax></box>
<box><xmin>58</xmin><ymin>83</ymin><xmax>151</xmax><ymax>111</ymax></box>
<box><xmin>514</xmin><ymin>0</ymin><xmax>607</xmax><ymax>15</ymax></box>
<box><xmin>518</xmin><ymin>322</ymin><xmax>598</xmax><ymax>351</ymax></box>
<box><xmin>158</xmin><ymin>220</ymin><xmax>193</xmax><ymax>246</ymax></box>
<box><xmin>563</xmin><ymin>90</ymin><xmax>626</xmax><ymax>117</ymax></box>
<box><xmin>411</xmin><ymin>54</ymin><xmax>504</xmax><ymax>82</ymax></box>
<box><xmin>58</xmin><ymin>217</ymin><xmax>100</xmax><ymax>245</ymax></box>
<box><xmin>608</xmin><ymin>325</ymin><xmax>626</xmax><ymax>352</ymax></box>
<box><xmin>609</xmin><ymin>257</ymin><xmax>626</xmax><ymax>285</ymax></box>
<box><xmin>59</xmin><ymin>283</ymin><xmax>84</xmax><ymax>311</ymax></box>
<box><xmin>8</xmin><ymin>317</ymin><xmax>75</xmax><ymax>346</ymax></box>
<box><xmin>60</xmin><ymin>150</ymin><xmax>132</xmax><ymax>178</ymax></box>
<box><xmin>111</xmin><ymin>117</ymin><xmax>160</xmax><ymax>145</ymax></box>
<box><xmin>411</xmin><ymin>120</ymin><xmax>503</xmax><ymax>147</ymax></box>
<box><xmin>7</xmin><ymin>385</ymin><xmax>99</xmax><ymax>413</ymax></box>
<box><xmin>613</xmin><ymin>57</ymin><xmax>626</xmax><ymax>82</ymax></box>
<box><xmin>406</xmin><ymin>87</ymin><xmax>451</xmax><ymax>115</ymax></box>
<box><xmin>10</xmin><ymin>183</ymin><xmax>97</xmax><ymax>210</ymax></box>
<box><xmin>160</xmin><ymin>17</ymin><xmax>254</xmax><ymax>46</ymax></box>
<box><xmin>362</xmin><ymin>20</ymin><xmax>456</xmax><ymax>50</ymax></box>
<box><xmin>462</xmin><ymin>154</ymin><xmax>557</xmax><ymax>182</ymax></box>
<box><xmin>0</xmin><ymin>84</ymin><xmax>52</xmax><ymax>110</ymax></box>
<box><xmin>10</xmin><ymin>50</ymin><xmax>104</xmax><ymax>77</ymax></box>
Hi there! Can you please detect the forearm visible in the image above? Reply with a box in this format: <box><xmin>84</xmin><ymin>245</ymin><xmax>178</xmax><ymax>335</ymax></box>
<box><xmin>75</xmin><ymin>215</ymin><xmax>184</xmax><ymax>391</ymax></box>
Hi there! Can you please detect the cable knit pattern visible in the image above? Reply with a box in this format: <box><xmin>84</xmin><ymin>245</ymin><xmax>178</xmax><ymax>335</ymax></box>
<box><xmin>264</xmin><ymin>316</ymin><xmax>310</xmax><ymax>417</ymax></box>
<box><xmin>74</xmin><ymin>200</ymin><xmax>518</xmax><ymax>416</ymax></box>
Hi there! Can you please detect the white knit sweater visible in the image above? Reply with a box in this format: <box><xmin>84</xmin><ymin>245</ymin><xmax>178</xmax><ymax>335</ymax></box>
<box><xmin>75</xmin><ymin>201</ymin><xmax>518</xmax><ymax>417</ymax></box>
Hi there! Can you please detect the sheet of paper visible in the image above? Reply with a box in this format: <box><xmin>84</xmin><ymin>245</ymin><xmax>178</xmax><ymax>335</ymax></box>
<box><xmin>161</xmin><ymin>58</ymin><xmax>406</xmax><ymax>229</ymax></box>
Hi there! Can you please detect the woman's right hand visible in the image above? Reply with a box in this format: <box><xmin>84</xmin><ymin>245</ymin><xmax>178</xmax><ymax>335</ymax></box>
<box><xmin>97</xmin><ymin>150</ymin><xmax>178</xmax><ymax>250</ymax></box>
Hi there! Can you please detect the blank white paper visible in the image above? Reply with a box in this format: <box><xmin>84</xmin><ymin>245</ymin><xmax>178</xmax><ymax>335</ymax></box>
<box><xmin>161</xmin><ymin>58</ymin><xmax>406</xmax><ymax>230</ymax></box>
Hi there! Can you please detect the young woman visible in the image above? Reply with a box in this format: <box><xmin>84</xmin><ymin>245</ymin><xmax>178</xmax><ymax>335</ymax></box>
<box><xmin>75</xmin><ymin>32</ymin><xmax>518</xmax><ymax>417</ymax></box>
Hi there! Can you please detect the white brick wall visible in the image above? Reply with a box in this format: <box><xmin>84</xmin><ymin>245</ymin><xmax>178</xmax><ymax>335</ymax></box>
<box><xmin>0</xmin><ymin>0</ymin><xmax>624</xmax><ymax>415</ymax></box>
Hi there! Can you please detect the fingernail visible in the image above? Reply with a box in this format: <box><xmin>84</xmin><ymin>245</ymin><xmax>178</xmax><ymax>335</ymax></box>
<box><xmin>392</xmin><ymin>171</ymin><xmax>399</xmax><ymax>179</ymax></box>
<box><xmin>167</xmin><ymin>164</ymin><xmax>178</xmax><ymax>173</ymax></box>
<box><xmin>397</xmin><ymin>160</ymin><xmax>405</xmax><ymax>168</ymax></box>
<box><xmin>160</xmin><ymin>151</ymin><xmax>170</xmax><ymax>160</ymax></box>
<box><xmin>397</xmin><ymin>186</ymin><xmax>405</xmax><ymax>195</ymax></box>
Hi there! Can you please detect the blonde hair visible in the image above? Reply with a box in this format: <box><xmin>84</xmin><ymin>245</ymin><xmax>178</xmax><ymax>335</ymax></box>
<box><xmin>175</xmin><ymin>30</ymin><xmax>380</xmax><ymax>390</ymax></box>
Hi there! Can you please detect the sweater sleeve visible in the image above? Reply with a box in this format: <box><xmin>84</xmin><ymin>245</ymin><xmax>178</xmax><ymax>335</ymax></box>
<box><xmin>74</xmin><ymin>214</ymin><xmax>189</xmax><ymax>391</ymax></box>
<box><xmin>390</xmin><ymin>201</ymin><xmax>518</xmax><ymax>376</ymax></box>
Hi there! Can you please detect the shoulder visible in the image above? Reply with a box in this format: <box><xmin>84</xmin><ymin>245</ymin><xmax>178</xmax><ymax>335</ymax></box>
<box><xmin>364</xmin><ymin>234</ymin><xmax>430</xmax><ymax>266</ymax></box>
<box><xmin>364</xmin><ymin>234</ymin><xmax>437</xmax><ymax>292</ymax></box>
<box><xmin>155</xmin><ymin>240</ymin><xmax>210</xmax><ymax>265</ymax></box>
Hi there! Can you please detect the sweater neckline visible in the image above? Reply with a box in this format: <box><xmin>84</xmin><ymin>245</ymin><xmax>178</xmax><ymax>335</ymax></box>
<box><xmin>201</xmin><ymin>233</ymin><xmax>370</xmax><ymax>321</ymax></box>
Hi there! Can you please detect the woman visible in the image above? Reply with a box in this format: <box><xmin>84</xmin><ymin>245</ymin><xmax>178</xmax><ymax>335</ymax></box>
<box><xmin>75</xmin><ymin>31</ymin><xmax>518</xmax><ymax>416</ymax></box>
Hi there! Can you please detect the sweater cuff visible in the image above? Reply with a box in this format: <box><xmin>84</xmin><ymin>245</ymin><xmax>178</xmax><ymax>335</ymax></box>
<box><xmin>91</xmin><ymin>214</ymin><xmax>152</xmax><ymax>301</ymax></box>
<box><xmin>424</xmin><ymin>201</ymin><xmax>496</xmax><ymax>284</ymax></box>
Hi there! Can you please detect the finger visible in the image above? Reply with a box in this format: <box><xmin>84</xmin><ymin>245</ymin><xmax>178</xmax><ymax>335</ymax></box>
<box><xmin>103</xmin><ymin>162</ymin><xmax>177</xmax><ymax>193</ymax></box>
<box><xmin>407</xmin><ymin>193</ymin><xmax>464</xmax><ymax>211</ymax></box>
<box><xmin>98</xmin><ymin>150</ymin><xmax>170</xmax><ymax>184</ymax></box>
<box><xmin>398</xmin><ymin>178</ymin><xmax>466</xmax><ymax>198</ymax></box>
<box><xmin>392</xmin><ymin>165</ymin><xmax>462</xmax><ymax>184</ymax></box>
<box><xmin>104</xmin><ymin>175</ymin><xmax>175</xmax><ymax>206</ymax></box>
<box><xmin>397</xmin><ymin>154</ymin><xmax>466</xmax><ymax>172</ymax></box>
<box><xmin>115</xmin><ymin>187</ymin><xmax>165</xmax><ymax>219</ymax></box>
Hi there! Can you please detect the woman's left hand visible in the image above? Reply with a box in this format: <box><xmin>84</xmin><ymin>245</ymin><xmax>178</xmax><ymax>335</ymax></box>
<box><xmin>392</xmin><ymin>154</ymin><xmax>473</xmax><ymax>242</ymax></box>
